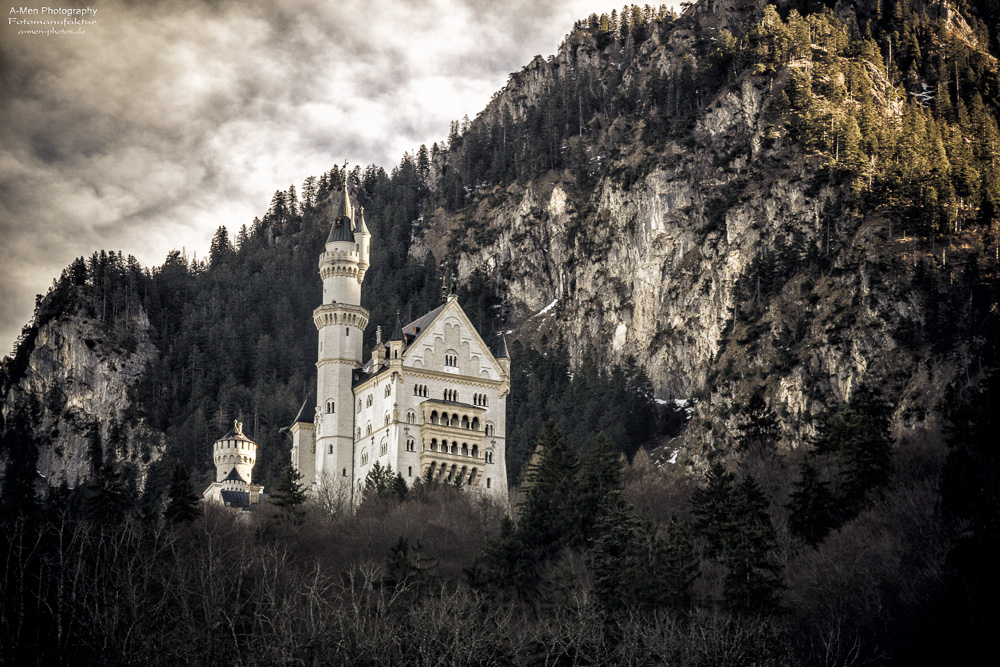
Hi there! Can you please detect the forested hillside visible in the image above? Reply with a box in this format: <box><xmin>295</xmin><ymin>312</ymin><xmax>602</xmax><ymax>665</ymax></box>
<box><xmin>2</xmin><ymin>0</ymin><xmax>1000</xmax><ymax>664</ymax></box>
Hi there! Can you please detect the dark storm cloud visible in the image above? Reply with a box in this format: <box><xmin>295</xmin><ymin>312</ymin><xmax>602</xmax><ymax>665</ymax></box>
<box><xmin>1</xmin><ymin>0</ymin><xmax>652</xmax><ymax>352</ymax></box>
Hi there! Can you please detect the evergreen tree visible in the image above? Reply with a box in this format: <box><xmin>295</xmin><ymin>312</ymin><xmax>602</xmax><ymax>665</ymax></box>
<box><xmin>737</xmin><ymin>391</ymin><xmax>780</xmax><ymax>455</ymax></box>
<box><xmin>723</xmin><ymin>475</ymin><xmax>782</xmax><ymax>613</ymax></box>
<box><xmin>577</xmin><ymin>432</ymin><xmax>624</xmax><ymax>542</ymax></box>
<box><xmin>787</xmin><ymin>460</ymin><xmax>837</xmax><ymax>546</ymax></box>
<box><xmin>691</xmin><ymin>461</ymin><xmax>736</xmax><ymax>557</ymax></box>
<box><xmin>270</xmin><ymin>464</ymin><xmax>307</xmax><ymax>515</ymax></box>
<box><xmin>85</xmin><ymin>462</ymin><xmax>132</xmax><ymax>524</ymax></box>
<box><xmin>163</xmin><ymin>463</ymin><xmax>202</xmax><ymax>525</ymax></box>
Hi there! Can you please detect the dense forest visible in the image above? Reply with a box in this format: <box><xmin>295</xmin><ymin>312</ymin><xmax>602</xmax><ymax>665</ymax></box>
<box><xmin>3</xmin><ymin>0</ymin><xmax>1000</xmax><ymax>664</ymax></box>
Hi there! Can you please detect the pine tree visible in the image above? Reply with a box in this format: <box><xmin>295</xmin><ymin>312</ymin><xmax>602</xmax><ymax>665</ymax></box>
<box><xmin>270</xmin><ymin>464</ymin><xmax>307</xmax><ymax>514</ymax></box>
<box><xmin>723</xmin><ymin>475</ymin><xmax>782</xmax><ymax>613</ymax></box>
<box><xmin>86</xmin><ymin>462</ymin><xmax>132</xmax><ymax>523</ymax></box>
<box><xmin>691</xmin><ymin>461</ymin><xmax>736</xmax><ymax>557</ymax></box>
<box><xmin>787</xmin><ymin>460</ymin><xmax>837</xmax><ymax>546</ymax></box>
<box><xmin>163</xmin><ymin>463</ymin><xmax>202</xmax><ymax>525</ymax></box>
<box><xmin>577</xmin><ymin>432</ymin><xmax>624</xmax><ymax>542</ymax></box>
<box><xmin>737</xmin><ymin>391</ymin><xmax>780</xmax><ymax>455</ymax></box>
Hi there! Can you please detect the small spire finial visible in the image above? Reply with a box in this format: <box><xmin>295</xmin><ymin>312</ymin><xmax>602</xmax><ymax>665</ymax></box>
<box><xmin>376</xmin><ymin>325</ymin><xmax>382</xmax><ymax>345</ymax></box>
<box><xmin>234</xmin><ymin>419</ymin><xmax>243</xmax><ymax>436</ymax></box>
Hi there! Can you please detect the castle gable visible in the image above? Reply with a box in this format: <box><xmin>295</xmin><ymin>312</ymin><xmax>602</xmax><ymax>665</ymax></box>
<box><xmin>402</xmin><ymin>300</ymin><xmax>502</xmax><ymax>381</ymax></box>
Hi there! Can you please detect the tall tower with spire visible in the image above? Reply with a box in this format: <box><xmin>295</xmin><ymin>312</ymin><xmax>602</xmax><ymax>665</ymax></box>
<box><xmin>291</xmin><ymin>181</ymin><xmax>370</xmax><ymax>488</ymax></box>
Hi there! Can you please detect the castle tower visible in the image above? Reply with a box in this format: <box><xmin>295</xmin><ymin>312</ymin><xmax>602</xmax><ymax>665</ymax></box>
<box><xmin>203</xmin><ymin>419</ymin><xmax>265</xmax><ymax>507</ymax></box>
<box><xmin>213</xmin><ymin>419</ymin><xmax>256</xmax><ymax>483</ymax></box>
<box><xmin>309</xmin><ymin>182</ymin><xmax>370</xmax><ymax>486</ymax></box>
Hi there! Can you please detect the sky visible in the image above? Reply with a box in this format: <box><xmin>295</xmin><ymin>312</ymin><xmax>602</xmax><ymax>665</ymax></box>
<box><xmin>0</xmin><ymin>0</ymin><xmax>683</xmax><ymax>356</ymax></box>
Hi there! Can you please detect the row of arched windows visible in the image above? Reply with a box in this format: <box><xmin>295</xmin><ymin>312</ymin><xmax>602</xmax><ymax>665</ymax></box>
<box><xmin>445</xmin><ymin>354</ymin><xmax>458</xmax><ymax>367</ymax></box>
<box><xmin>426</xmin><ymin>461</ymin><xmax>478</xmax><ymax>485</ymax></box>
<box><xmin>413</xmin><ymin>384</ymin><xmax>428</xmax><ymax>397</ymax></box>
<box><xmin>443</xmin><ymin>389</ymin><xmax>458</xmax><ymax>402</ymax></box>
<box><xmin>427</xmin><ymin>438</ymin><xmax>486</xmax><ymax>459</ymax></box>
<box><xmin>326</xmin><ymin>400</ymin><xmax>335</xmax><ymax>413</ymax></box>
<box><xmin>472</xmin><ymin>393</ymin><xmax>488</xmax><ymax>406</ymax></box>
<box><xmin>428</xmin><ymin>411</ymin><xmax>481</xmax><ymax>431</ymax></box>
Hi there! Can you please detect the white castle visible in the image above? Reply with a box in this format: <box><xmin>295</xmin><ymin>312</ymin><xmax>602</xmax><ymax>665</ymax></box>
<box><xmin>290</xmin><ymin>183</ymin><xmax>509</xmax><ymax>501</ymax></box>
<box><xmin>203</xmin><ymin>420</ymin><xmax>265</xmax><ymax>507</ymax></box>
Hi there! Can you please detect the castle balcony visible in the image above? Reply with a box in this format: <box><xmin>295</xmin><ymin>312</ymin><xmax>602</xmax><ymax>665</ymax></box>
<box><xmin>419</xmin><ymin>400</ymin><xmax>486</xmax><ymax>486</ymax></box>
<box><xmin>313</xmin><ymin>303</ymin><xmax>370</xmax><ymax>331</ymax></box>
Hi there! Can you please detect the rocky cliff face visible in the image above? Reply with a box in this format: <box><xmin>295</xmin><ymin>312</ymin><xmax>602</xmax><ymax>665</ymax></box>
<box><xmin>413</xmin><ymin>0</ymin><xmax>995</xmax><ymax>461</ymax></box>
<box><xmin>1</xmin><ymin>303</ymin><xmax>164</xmax><ymax>491</ymax></box>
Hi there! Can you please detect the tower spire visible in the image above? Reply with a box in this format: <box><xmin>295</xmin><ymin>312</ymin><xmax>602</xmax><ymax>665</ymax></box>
<box><xmin>326</xmin><ymin>181</ymin><xmax>355</xmax><ymax>243</ymax></box>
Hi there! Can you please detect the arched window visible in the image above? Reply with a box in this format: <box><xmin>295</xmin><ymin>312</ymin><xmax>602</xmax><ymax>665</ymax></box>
<box><xmin>356</xmin><ymin>428</ymin><xmax>361</xmax><ymax>440</ymax></box>
<box><xmin>326</xmin><ymin>400</ymin><xmax>335</xmax><ymax>413</ymax></box>
<box><xmin>408</xmin><ymin>466</ymin><xmax>412</xmax><ymax>477</ymax></box>
<box><xmin>342</xmin><ymin>468</ymin><xmax>347</xmax><ymax>477</ymax></box>
<box><xmin>469</xmin><ymin>468</ymin><xmax>478</xmax><ymax>485</ymax></box>
<box><xmin>357</xmin><ymin>400</ymin><xmax>362</xmax><ymax>413</ymax></box>
<box><xmin>366</xmin><ymin>423</ymin><xmax>372</xmax><ymax>435</ymax></box>
<box><xmin>472</xmin><ymin>417</ymin><xmax>480</xmax><ymax>431</ymax></box>
<box><xmin>461</xmin><ymin>416</ymin><xmax>470</xmax><ymax>429</ymax></box>
<box><xmin>472</xmin><ymin>445</ymin><xmax>479</xmax><ymax>458</ymax></box>
<box><xmin>366</xmin><ymin>395</ymin><xmax>373</xmax><ymax>407</ymax></box>
<box><xmin>380</xmin><ymin>440</ymin><xmax>387</xmax><ymax>456</ymax></box>
<box><xmin>361</xmin><ymin>449</ymin><xmax>369</xmax><ymax>466</ymax></box>
<box><xmin>329</xmin><ymin>445</ymin><xmax>334</xmax><ymax>454</ymax></box>
<box><xmin>445</xmin><ymin>352</ymin><xmax>457</xmax><ymax>367</ymax></box>
<box><xmin>430</xmin><ymin>410</ymin><xmax>439</xmax><ymax>425</ymax></box>
<box><xmin>430</xmin><ymin>439</ymin><xmax>437</xmax><ymax>452</ymax></box>
<box><xmin>487</xmin><ymin>478</ymin><xmax>491</xmax><ymax>489</ymax></box>
<box><xmin>461</xmin><ymin>443</ymin><xmax>469</xmax><ymax>456</ymax></box>
<box><xmin>407</xmin><ymin>411</ymin><xmax>415</xmax><ymax>424</ymax></box>
<box><xmin>385</xmin><ymin>385</ymin><xmax>391</xmax><ymax>397</ymax></box>
<box><xmin>384</xmin><ymin>413</ymin><xmax>390</xmax><ymax>427</ymax></box>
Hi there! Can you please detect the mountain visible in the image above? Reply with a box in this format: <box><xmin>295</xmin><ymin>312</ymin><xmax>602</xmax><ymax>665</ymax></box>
<box><xmin>3</xmin><ymin>0</ymin><xmax>999</xmax><ymax>496</ymax></box>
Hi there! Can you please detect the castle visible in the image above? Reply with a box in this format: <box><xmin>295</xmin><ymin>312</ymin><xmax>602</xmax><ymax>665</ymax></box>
<box><xmin>289</xmin><ymin>183</ymin><xmax>509</xmax><ymax>501</ymax></box>
<box><xmin>202</xmin><ymin>420</ymin><xmax>265</xmax><ymax>507</ymax></box>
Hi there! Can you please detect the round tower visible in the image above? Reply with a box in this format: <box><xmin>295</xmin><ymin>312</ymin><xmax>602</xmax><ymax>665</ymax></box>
<box><xmin>314</xmin><ymin>181</ymin><xmax>370</xmax><ymax>483</ymax></box>
<box><xmin>213</xmin><ymin>419</ymin><xmax>257</xmax><ymax>483</ymax></box>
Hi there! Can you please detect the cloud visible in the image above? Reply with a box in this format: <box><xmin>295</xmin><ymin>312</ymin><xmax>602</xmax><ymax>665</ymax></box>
<box><xmin>0</xmin><ymin>0</ymin><xmax>662</xmax><ymax>353</ymax></box>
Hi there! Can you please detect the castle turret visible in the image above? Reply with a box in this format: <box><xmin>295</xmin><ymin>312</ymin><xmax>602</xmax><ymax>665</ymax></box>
<box><xmin>213</xmin><ymin>419</ymin><xmax>256</xmax><ymax>483</ymax></box>
<box><xmin>311</xmin><ymin>182</ymin><xmax>370</xmax><ymax>486</ymax></box>
<box><xmin>203</xmin><ymin>419</ymin><xmax>265</xmax><ymax>507</ymax></box>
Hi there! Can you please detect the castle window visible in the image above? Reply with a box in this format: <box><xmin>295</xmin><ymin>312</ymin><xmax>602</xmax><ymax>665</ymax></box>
<box><xmin>472</xmin><ymin>417</ymin><xmax>480</xmax><ymax>431</ymax></box>
<box><xmin>472</xmin><ymin>445</ymin><xmax>479</xmax><ymax>458</ymax></box>
<box><xmin>385</xmin><ymin>385</ymin><xmax>391</xmax><ymax>397</ymax></box>
<box><xmin>346</xmin><ymin>327</ymin><xmax>349</xmax><ymax>336</ymax></box>
<box><xmin>366</xmin><ymin>395</ymin><xmax>373</xmax><ymax>408</ymax></box>
<box><xmin>384</xmin><ymin>413</ymin><xmax>390</xmax><ymax>427</ymax></box>
<box><xmin>408</xmin><ymin>466</ymin><xmax>412</xmax><ymax>477</ymax></box>
<box><xmin>343</xmin><ymin>468</ymin><xmax>347</xmax><ymax>477</ymax></box>
<box><xmin>361</xmin><ymin>450</ymin><xmax>369</xmax><ymax>466</ymax></box>
<box><xmin>487</xmin><ymin>478</ymin><xmax>491</xmax><ymax>489</ymax></box>
<box><xmin>329</xmin><ymin>445</ymin><xmax>334</xmax><ymax>454</ymax></box>
<box><xmin>406</xmin><ymin>411</ymin><xmax>415</xmax><ymax>424</ymax></box>
<box><xmin>366</xmin><ymin>423</ymin><xmax>372</xmax><ymax>435</ymax></box>
<box><xmin>380</xmin><ymin>440</ymin><xmax>387</xmax><ymax>456</ymax></box>
<box><xmin>327</xmin><ymin>400</ymin><xmax>335</xmax><ymax>413</ymax></box>
<box><xmin>406</xmin><ymin>439</ymin><xmax>415</xmax><ymax>452</ymax></box>
<box><xmin>462</xmin><ymin>416</ymin><xmax>470</xmax><ymax>429</ymax></box>
<box><xmin>461</xmin><ymin>443</ymin><xmax>468</xmax><ymax>456</ymax></box>
<box><xmin>469</xmin><ymin>468</ymin><xmax>477</xmax><ymax>485</ymax></box>
<box><xmin>445</xmin><ymin>352</ymin><xmax>457</xmax><ymax>367</ymax></box>
<box><xmin>356</xmin><ymin>428</ymin><xmax>361</xmax><ymax>440</ymax></box>
<box><xmin>357</xmin><ymin>400</ymin><xmax>362</xmax><ymax>412</ymax></box>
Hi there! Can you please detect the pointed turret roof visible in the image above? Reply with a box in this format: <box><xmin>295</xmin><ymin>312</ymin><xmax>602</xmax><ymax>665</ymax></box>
<box><xmin>326</xmin><ymin>182</ymin><xmax>355</xmax><ymax>243</ymax></box>
<box><xmin>389</xmin><ymin>311</ymin><xmax>404</xmax><ymax>342</ymax></box>
<box><xmin>292</xmin><ymin>387</ymin><xmax>316</xmax><ymax>425</ymax></box>
<box><xmin>355</xmin><ymin>206</ymin><xmax>370</xmax><ymax>235</ymax></box>
<box><xmin>223</xmin><ymin>467</ymin><xmax>246</xmax><ymax>483</ymax></box>
<box><xmin>496</xmin><ymin>334</ymin><xmax>509</xmax><ymax>359</ymax></box>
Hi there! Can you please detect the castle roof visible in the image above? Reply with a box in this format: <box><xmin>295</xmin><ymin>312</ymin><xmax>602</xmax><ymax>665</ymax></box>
<box><xmin>223</xmin><ymin>467</ymin><xmax>246</xmax><ymax>483</ymax></box>
<box><xmin>356</xmin><ymin>206</ymin><xmax>370</xmax><ymax>235</ymax></box>
<box><xmin>220</xmin><ymin>490</ymin><xmax>251</xmax><ymax>507</ymax></box>
<box><xmin>389</xmin><ymin>311</ymin><xmax>404</xmax><ymax>342</ymax></box>
<box><xmin>292</xmin><ymin>387</ymin><xmax>316</xmax><ymax>425</ymax></box>
<box><xmin>402</xmin><ymin>303</ymin><xmax>446</xmax><ymax>343</ymax></box>
<box><xmin>219</xmin><ymin>419</ymin><xmax>252</xmax><ymax>442</ymax></box>
<box><xmin>326</xmin><ymin>182</ymin><xmax>356</xmax><ymax>243</ymax></box>
<box><xmin>496</xmin><ymin>334</ymin><xmax>509</xmax><ymax>359</ymax></box>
